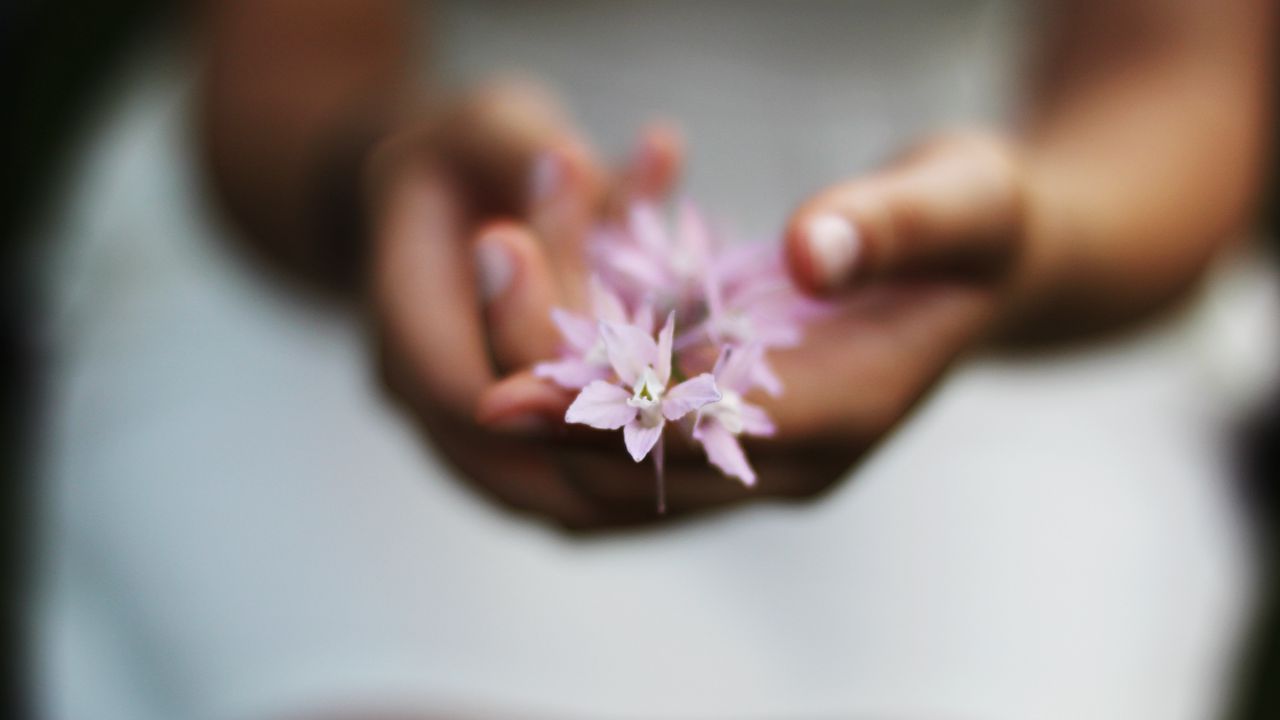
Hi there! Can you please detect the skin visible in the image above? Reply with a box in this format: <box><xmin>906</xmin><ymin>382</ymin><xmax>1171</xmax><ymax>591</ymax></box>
<box><xmin>200</xmin><ymin>0</ymin><xmax>1273</xmax><ymax>529</ymax></box>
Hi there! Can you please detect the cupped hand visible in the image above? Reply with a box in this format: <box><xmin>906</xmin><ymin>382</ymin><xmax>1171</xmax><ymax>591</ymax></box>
<box><xmin>366</xmin><ymin>80</ymin><xmax>692</xmax><ymax>529</ymax></box>
<box><xmin>470</xmin><ymin>131</ymin><xmax>1031</xmax><ymax>529</ymax></box>
<box><xmin>766</xmin><ymin>131</ymin><xmax>1029</xmax><ymax>441</ymax></box>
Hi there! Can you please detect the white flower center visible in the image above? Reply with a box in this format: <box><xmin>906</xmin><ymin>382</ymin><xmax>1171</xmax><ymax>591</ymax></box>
<box><xmin>671</xmin><ymin>246</ymin><xmax>699</xmax><ymax>281</ymax></box>
<box><xmin>716</xmin><ymin>311</ymin><xmax>755</xmax><ymax>344</ymax></box>
<box><xmin>626</xmin><ymin>366</ymin><xmax>666</xmax><ymax>427</ymax></box>
<box><xmin>701</xmin><ymin>388</ymin><xmax>744</xmax><ymax>434</ymax></box>
<box><xmin>585</xmin><ymin>337</ymin><xmax>610</xmax><ymax>366</ymax></box>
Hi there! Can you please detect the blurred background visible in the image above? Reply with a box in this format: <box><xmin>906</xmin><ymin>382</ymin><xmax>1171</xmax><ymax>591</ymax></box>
<box><xmin>4</xmin><ymin>1</ymin><xmax>1280</xmax><ymax>718</ymax></box>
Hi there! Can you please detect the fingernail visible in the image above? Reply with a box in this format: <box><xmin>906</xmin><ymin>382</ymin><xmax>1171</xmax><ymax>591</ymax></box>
<box><xmin>530</xmin><ymin>151</ymin><xmax>564</xmax><ymax>205</ymax></box>
<box><xmin>804</xmin><ymin>213</ymin><xmax>860</xmax><ymax>288</ymax></box>
<box><xmin>475</xmin><ymin>234</ymin><xmax>514</xmax><ymax>303</ymax></box>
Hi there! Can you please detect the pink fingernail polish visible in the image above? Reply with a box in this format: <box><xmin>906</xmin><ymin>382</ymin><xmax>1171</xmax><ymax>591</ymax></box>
<box><xmin>475</xmin><ymin>234</ymin><xmax>514</xmax><ymax>303</ymax></box>
<box><xmin>804</xmin><ymin>213</ymin><xmax>860</xmax><ymax>288</ymax></box>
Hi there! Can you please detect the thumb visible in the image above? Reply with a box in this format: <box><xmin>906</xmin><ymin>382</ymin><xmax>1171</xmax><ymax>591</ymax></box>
<box><xmin>785</xmin><ymin>132</ymin><xmax>1027</xmax><ymax>295</ymax></box>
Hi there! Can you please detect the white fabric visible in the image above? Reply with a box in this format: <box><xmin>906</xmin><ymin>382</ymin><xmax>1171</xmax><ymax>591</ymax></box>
<box><xmin>33</xmin><ymin>3</ymin><xmax>1277</xmax><ymax>719</ymax></box>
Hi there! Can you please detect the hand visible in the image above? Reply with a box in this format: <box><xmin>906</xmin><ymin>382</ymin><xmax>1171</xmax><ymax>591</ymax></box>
<box><xmin>768</xmin><ymin>131</ymin><xmax>1028</xmax><ymax>440</ymax></box>
<box><xmin>471</xmin><ymin>131</ymin><xmax>1029</xmax><ymax>529</ymax></box>
<box><xmin>366</xmin><ymin>80</ymin><xmax>690</xmax><ymax>529</ymax></box>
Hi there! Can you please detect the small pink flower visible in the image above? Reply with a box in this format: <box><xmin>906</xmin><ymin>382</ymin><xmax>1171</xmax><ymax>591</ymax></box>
<box><xmin>534</xmin><ymin>277</ymin><xmax>654</xmax><ymax>389</ymax></box>
<box><xmin>565</xmin><ymin>312</ymin><xmax>721</xmax><ymax>462</ymax></box>
<box><xmin>592</xmin><ymin>200</ymin><xmax>714</xmax><ymax>307</ymax></box>
<box><xmin>693</xmin><ymin>343</ymin><xmax>777</xmax><ymax>486</ymax></box>
<box><xmin>677</xmin><ymin>247</ymin><xmax>822</xmax><ymax>396</ymax></box>
<box><xmin>536</xmin><ymin>199</ymin><xmax>827</xmax><ymax>506</ymax></box>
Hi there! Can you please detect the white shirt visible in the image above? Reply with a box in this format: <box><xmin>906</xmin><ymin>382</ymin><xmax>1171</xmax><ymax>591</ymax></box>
<box><xmin>34</xmin><ymin>3</ymin><xmax>1277</xmax><ymax>718</ymax></box>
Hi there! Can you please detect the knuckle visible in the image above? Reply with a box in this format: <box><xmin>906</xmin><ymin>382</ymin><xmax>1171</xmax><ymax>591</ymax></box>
<box><xmin>880</xmin><ymin>190</ymin><xmax>927</xmax><ymax>257</ymax></box>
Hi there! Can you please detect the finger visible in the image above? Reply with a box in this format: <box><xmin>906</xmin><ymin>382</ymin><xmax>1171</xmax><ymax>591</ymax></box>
<box><xmin>435</xmin><ymin>78</ymin><xmax>591</xmax><ymax>216</ymax></box>
<box><xmin>526</xmin><ymin>123</ymin><xmax>683</xmax><ymax>306</ymax></box>
<box><xmin>475</xmin><ymin>370</ymin><xmax>576</xmax><ymax>432</ymax></box>
<box><xmin>371</xmin><ymin>165</ymin><xmax>495</xmax><ymax>418</ymax></box>
<box><xmin>473</xmin><ymin>223</ymin><xmax>562</xmax><ymax>371</ymax></box>
<box><xmin>476</xmin><ymin>372</ymin><xmax>666</xmax><ymax>453</ymax></box>
<box><xmin>620</xmin><ymin>120</ymin><xmax>685</xmax><ymax>202</ymax></box>
<box><xmin>528</xmin><ymin>141</ymin><xmax>598</xmax><ymax>308</ymax></box>
<box><xmin>785</xmin><ymin>132</ymin><xmax>1026</xmax><ymax>296</ymax></box>
<box><xmin>370</xmin><ymin>172</ymin><xmax>604</xmax><ymax>526</ymax></box>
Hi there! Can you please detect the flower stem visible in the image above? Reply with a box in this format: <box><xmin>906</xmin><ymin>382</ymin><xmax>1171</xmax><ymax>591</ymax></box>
<box><xmin>654</xmin><ymin>435</ymin><xmax>666</xmax><ymax>514</ymax></box>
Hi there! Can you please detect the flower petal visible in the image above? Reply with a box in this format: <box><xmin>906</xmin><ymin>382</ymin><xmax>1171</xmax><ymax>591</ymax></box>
<box><xmin>739</xmin><ymin>401</ymin><xmax>777</xmax><ymax>437</ymax></box>
<box><xmin>715</xmin><ymin>243</ymin><xmax>776</xmax><ymax>288</ymax></box>
<box><xmin>565</xmin><ymin>381</ymin><xmax>636</xmax><ymax>429</ymax></box>
<box><xmin>551</xmin><ymin>308</ymin><xmax>598</xmax><ymax>353</ymax></box>
<box><xmin>662</xmin><ymin>373</ymin><xmax>721</xmax><ymax>421</ymax></box>
<box><xmin>599</xmin><ymin>320</ymin><xmax>657</xmax><ymax>386</ymax></box>
<box><xmin>702</xmin><ymin>266</ymin><xmax>725</xmax><ymax>338</ymax></box>
<box><xmin>655</xmin><ymin>311</ymin><xmax>675</xmax><ymax>387</ymax></box>
<box><xmin>694</xmin><ymin>420</ymin><xmax>756</xmax><ymax>486</ymax></box>
<box><xmin>632</xmin><ymin>299</ymin><xmax>655</xmax><ymax>335</ymax></box>
<box><xmin>721</xmin><ymin>278</ymin><xmax>811</xmax><ymax>348</ymax></box>
<box><xmin>677</xmin><ymin>200</ymin><xmax>713</xmax><ymax>270</ymax></box>
<box><xmin>751</xmin><ymin>322</ymin><xmax>804</xmax><ymax>348</ymax></box>
<box><xmin>715</xmin><ymin>342</ymin><xmax>764</xmax><ymax>394</ymax></box>
<box><xmin>623</xmin><ymin>419</ymin><xmax>664</xmax><ymax>462</ymax></box>
<box><xmin>597</xmin><ymin>244</ymin><xmax>670</xmax><ymax>289</ymax></box>
<box><xmin>589</xmin><ymin>276</ymin><xmax>628</xmax><ymax>324</ymax></box>
<box><xmin>673</xmin><ymin>321</ymin><xmax>710</xmax><ymax>352</ymax></box>
<box><xmin>629</xmin><ymin>203</ymin><xmax>669</xmax><ymax>256</ymax></box>
<box><xmin>751</xmin><ymin>355</ymin><xmax>784</xmax><ymax>397</ymax></box>
<box><xmin>534</xmin><ymin>359</ymin><xmax>610</xmax><ymax>389</ymax></box>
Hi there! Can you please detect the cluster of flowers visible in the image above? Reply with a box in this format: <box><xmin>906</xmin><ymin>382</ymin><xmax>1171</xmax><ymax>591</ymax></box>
<box><xmin>534</xmin><ymin>201</ymin><xmax>824</xmax><ymax>509</ymax></box>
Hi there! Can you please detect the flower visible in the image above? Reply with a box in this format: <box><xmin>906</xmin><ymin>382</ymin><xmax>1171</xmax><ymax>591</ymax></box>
<box><xmin>534</xmin><ymin>277</ymin><xmax>654</xmax><ymax>389</ymax></box>
<box><xmin>537</xmin><ymin>199</ymin><xmax>827</xmax><ymax>507</ymax></box>
<box><xmin>565</xmin><ymin>312</ymin><xmax>721</xmax><ymax>462</ymax></box>
<box><xmin>706</xmin><ymin>249</ymin><xmax>808</xmax><ymax>348</ymax></box>
<box><xmin>693</xmin><ymin>343</ymin><xmax>777</xmax><ymax>486</ymax></box>
<box><xmin>671</xmin><ymin>245</ymin><xmax>818</xmax><ymax>396</ymax></box>
<box><xmin>591</xmin><ymin>200</ymin><xmax>714</xmax><ymax>308</ymax></box>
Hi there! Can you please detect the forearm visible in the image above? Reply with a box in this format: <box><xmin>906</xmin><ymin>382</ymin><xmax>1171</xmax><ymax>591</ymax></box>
<box><xmin>197</xmin><ymin>0</ymin><xmax>417</xmax><ymax>289</ymax></box>
<box><xmin>1003</xmin><ymin>0</ymin><xmax>1272</xmax><ymax>340</ymax></box>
